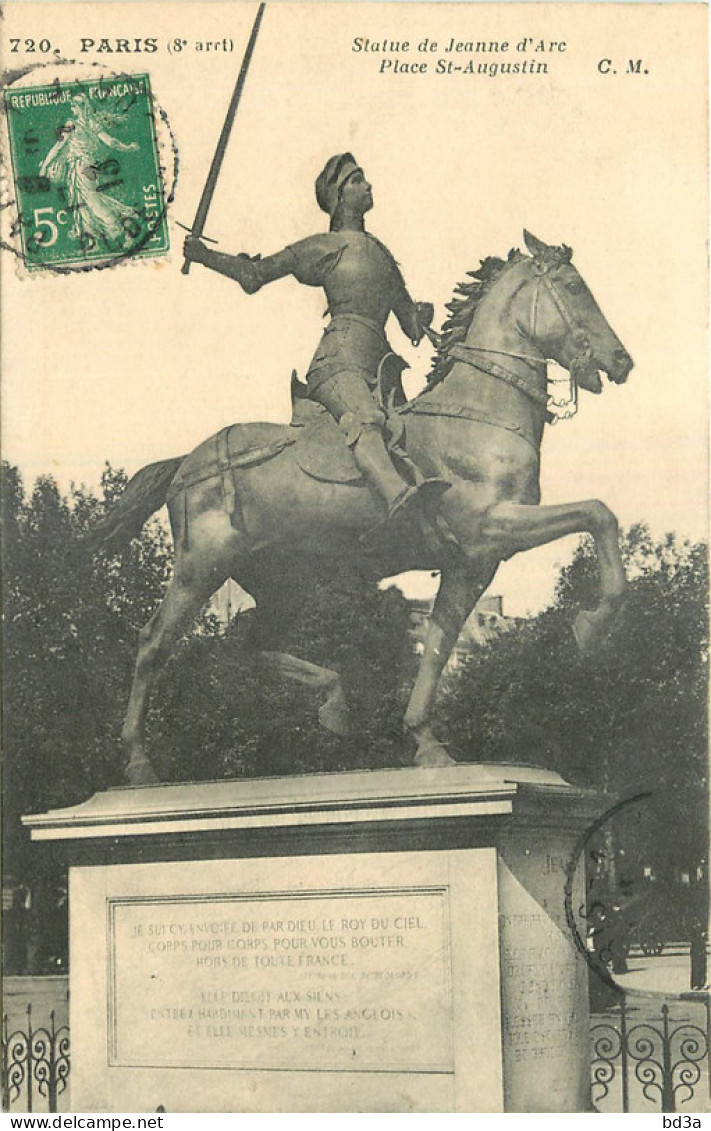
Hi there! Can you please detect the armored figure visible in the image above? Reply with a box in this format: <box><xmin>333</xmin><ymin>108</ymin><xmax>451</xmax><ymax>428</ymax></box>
<box><xmin>183</xmin><ymin>153</ymin><xmax>449</xmax><ymax>540</ymax></box>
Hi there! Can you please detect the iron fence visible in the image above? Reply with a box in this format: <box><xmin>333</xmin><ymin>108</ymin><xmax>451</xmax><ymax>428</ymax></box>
<box><xmin>2</xmin><ymin>993</ymin><xmax>709</xmax><ymax>1112</ymax></box>
<box><xmin>2</xmin><ymin>1004</ymin><xmax>70</xmax><ymax>1113</ymax></box>
<box><xmin>591</xmin><ymin>992</ymin><xmax>710</xmax><ymax>1113</ymax></box>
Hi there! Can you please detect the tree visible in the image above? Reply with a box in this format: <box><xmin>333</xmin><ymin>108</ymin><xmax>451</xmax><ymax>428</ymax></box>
<box><xmin>145</xmin><ymin>554</ymin><xmax>414</xmax><ymax>783</ymax></box>
<box><xmin>2</xmin><ymin>464</ymin><xmax>414</xmax><ymax>970</ymax></box>
<box><xmin>437</xmin><ymin>525</ymin><xmax>708</xmax><ymax>973</ymax></box>
<box><xmin>2</xmin><ymin>463</ymin><xmax>178</xmax><ymax>968</ymax></box>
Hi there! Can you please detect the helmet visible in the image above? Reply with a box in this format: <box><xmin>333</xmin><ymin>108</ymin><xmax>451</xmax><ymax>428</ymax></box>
<box><xmin>315</xmin><ymin>153</ymin><xmax>361</xmax><ymax>216</ymax></box>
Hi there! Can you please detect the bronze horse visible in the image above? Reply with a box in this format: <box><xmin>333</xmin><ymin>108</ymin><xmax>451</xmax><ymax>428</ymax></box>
<box><xmin>98</xmin><ymin>231</ymin><xmax>633</xmax><ymax>784</ymax></box>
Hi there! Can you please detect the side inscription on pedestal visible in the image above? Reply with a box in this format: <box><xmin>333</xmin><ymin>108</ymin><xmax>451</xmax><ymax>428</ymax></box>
<box><xmin>107</xmin><ymin>888</ymin><xmax>453</xmax><ymax>1074</ymax></box>
<box><xmin>500</xmin><ymin>912</ymin><xmax>585</xmax><ymax>1064</ymax></box>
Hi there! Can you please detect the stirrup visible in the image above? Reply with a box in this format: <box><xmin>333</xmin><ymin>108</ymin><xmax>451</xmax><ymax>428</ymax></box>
<box><xmin>389</xmin><ymin>479</ymin><xmax>451</xmax><ymax>521</ymax></box>
<box><xmin>359</xmin><ymin>479</ymin><xmax>452</xmax><ymax>549</ymax></box>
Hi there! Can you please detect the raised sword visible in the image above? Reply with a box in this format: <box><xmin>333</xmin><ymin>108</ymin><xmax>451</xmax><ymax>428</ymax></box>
<box><xmin>181</xmin><ymin>3</ymin><xmax>266</xmax><ymax>274</ymax></box>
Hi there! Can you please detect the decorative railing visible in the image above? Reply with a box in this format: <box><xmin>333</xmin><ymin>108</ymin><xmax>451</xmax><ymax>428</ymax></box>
<box><xmin>591</xmin><ymin>992</ymin><xmax>710</xmax><ymax>1113</ymax></box>
<box><xmin>2</xmin><ymin>993</ymin><xmax>708</xmax><ymax>1113</ymax></box>
<box><xmin>1</xmin><ymin>1004</ymin><xmax>70</xmax><ymax>1113</ymax></box>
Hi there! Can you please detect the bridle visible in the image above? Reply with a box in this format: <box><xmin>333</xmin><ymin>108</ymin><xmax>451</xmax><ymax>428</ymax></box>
<box><xmin>441</xmin><ymin>249</ymin><xmax>594</xmax><ymax>421</ymax></box>
<box><xmin>528</xmin><ymin>249</ymin><xmax>595</xmax><ymax>419</ymax></box>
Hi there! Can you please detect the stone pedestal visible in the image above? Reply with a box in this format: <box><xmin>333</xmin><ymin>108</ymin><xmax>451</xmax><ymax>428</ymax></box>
<box><xmin>24</xmin><ymin>764</ymin><xmax>602</xmax><ymax>1113</ymax></box>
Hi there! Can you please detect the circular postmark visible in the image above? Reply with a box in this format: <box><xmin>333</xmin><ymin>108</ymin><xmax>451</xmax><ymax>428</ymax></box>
<box><xmin>1</xmin><ymin>61</ymin><xmax>178</xmax><ymax>275</ymax></box>
<box><xmin>562</xmin><ymin>790</ymin><xmax>702</xmax><ymax>996</ymax></box>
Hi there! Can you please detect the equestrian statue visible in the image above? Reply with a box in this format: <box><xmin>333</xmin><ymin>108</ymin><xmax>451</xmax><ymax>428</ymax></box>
<box><xmin>95</xmin><ymin>152</ymin><xmax>633</xmax><ymax>785</ymax></box>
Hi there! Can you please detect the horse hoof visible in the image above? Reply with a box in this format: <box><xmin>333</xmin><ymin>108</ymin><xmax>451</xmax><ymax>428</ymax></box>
<box><xmin>318</xmin><ymin>701</ymin><xmax>352</xmax><ymax>737</ymax></box>
<box><xmin>414</xmin><ymin>740</ymin><xmax>457</xmax><ymax>768</ymax></box>
<box><xmin>318</xmin><ymin>691</ymin><xmax>353</xmax><ymax>737</ymax></box>
<box><xmin>573</xmin><ymin>609</ymin><xmax>611</xmax><ymax>658</ymax></box>
<box><xmin>125</xmin><ymin>758</ymin><xmax>160</xmax><ymax>786</ymax></box>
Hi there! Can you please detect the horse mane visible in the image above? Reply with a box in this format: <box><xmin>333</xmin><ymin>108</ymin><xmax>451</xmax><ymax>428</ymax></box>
<box><xmin>427</xmin><ymin>248</ymin><xmax>526</xmax><ymax>387</ymax></box>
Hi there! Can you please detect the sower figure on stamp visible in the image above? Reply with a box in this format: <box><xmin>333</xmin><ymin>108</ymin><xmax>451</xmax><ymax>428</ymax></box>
<box><xmin>183</xmin><ymin>152</ymin><xmax>450</xmax><ymax>544</ymax></box>
<box><xmin>39</xmin><ymin>94</ymin><xmax>141</xmax><ymax>250</ymax></box>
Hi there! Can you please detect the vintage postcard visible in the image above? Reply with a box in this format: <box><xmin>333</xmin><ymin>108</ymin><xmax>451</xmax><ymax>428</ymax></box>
<box><xmin>1</xmin><ymin>0</ymin><xmax>708</xmax><ymax>1117</ymax></box>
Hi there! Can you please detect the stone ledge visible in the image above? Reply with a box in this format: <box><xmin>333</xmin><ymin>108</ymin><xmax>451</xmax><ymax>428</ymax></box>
<box><xmin>24</xmin><ymin>762</ymin><xmax>605</xmax><ymax>843</ymax></box>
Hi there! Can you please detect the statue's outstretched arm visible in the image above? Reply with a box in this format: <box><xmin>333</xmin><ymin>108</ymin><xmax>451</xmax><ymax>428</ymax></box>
<box><xmin>183</xmin><ymin>236</ymin><xmax>297</xmax><ymax>293</ymax></box>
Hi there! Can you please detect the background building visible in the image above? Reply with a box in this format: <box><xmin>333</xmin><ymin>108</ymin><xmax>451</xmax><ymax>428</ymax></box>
<box><xmin>408</xmin><ymin>593</ymin><xmax>519</xmax><ymax>666</ymax></box>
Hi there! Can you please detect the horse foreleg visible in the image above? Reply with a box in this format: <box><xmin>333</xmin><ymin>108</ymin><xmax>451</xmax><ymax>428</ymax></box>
<box><xmin>122</xmin><ymin>574</ymin><xmax>220</xmax><ymax>785</ymax></box>
<box><xmin>480</xmin><ymin>498</ymin><xmax>626</xmax><ymax>655</ymax></box>
<box><xmin>404</xmin><ymin>560</ymin><xmax>498</xmax><ymax>766</ymax></box>
<box><xmin>259</xmin><ymin>651</ymin><xmax>352</xmax><ymax>736</ymax></box>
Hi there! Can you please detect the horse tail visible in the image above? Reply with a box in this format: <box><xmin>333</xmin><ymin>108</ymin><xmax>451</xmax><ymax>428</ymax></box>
<box><xmin>89</xmin><ymin>456</ymin><xmax>185</xmax><ymax>552</ymax></box>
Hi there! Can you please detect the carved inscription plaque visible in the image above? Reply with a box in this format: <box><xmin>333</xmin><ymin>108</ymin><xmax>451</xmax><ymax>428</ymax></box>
<box><xmin>109</xmin><ymin>888</ymin><xmax>452</xmax><ymax>1073</ymax></box>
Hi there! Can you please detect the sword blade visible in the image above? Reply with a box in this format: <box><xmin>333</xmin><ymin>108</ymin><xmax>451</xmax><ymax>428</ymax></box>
<box><xmin>182</xmin><ymin>2</ymin><xmax>266</xmax><ymax>275</ymax></box>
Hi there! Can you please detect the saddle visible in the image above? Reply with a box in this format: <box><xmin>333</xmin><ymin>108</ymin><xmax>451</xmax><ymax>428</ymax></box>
<box><xmin>289</xmin><ymin>379</ymin><xmax>360</xmax><ymax>483</ymax></box>
<box><xmin>290</xmin><ymin>358</ymin><xmax>410</xmax><ymax>485</ymax></box>
<box><xmin>170</xmin><ymin>363</ymin><xmax>419</xmax><ymax>550</ymax></box>
<box><xmin>170</xmin><ymin>368</ymin><xmax>441</xmax><ymax>553</ymax></box>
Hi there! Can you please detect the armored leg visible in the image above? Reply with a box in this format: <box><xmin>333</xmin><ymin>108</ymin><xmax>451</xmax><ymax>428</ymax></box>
<box><xmin>312</xmin><ymin>372</ymin><xmax>450</xmax><ymax>537</ymax></box>
<box><xmin>312</xmin><ymin>371</ymin><xmax>409</xmax><ymax>508</ymax></box>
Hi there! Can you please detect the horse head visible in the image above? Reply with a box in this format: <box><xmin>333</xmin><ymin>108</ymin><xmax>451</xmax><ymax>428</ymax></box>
<box><xmin>521</xmin><ymin>230</ymin><xmax>633</xmax><ymax>393</ymax></box>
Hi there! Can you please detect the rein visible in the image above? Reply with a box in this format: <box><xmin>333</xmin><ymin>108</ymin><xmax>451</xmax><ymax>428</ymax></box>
<box><xmin>433</xmin><ymin>253</ymin><xmax>591</xmax><ymax>423</ymax></box>
<box><xmin>399</xmin><ymin>396</ymin><xmax>541</xmax><ymax>454</ymax></box>
<box><xmin>446</xmin><ymin>343</ymin><xmax>549</xmax><ymax>408</ymax></box>
<box><xmin>530</xmin><ymin>256</ymin><xmax>593</xmax><ymax>419</ymax></box>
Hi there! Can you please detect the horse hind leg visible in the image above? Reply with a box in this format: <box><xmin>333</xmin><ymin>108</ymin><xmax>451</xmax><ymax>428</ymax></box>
<box><xmin>258</xmin><ymin>651</ymin><xmax>353</xmax><ymax>736</ymax></box>
<box><xmin>122</xmin><ymin>570</ymin><xmax>228</xmax><ymax>785</ymax></box>
<box><xmin>404</xmin><ymin>558</ymin><xmax>498</xmax><ymax>766</ymax></box>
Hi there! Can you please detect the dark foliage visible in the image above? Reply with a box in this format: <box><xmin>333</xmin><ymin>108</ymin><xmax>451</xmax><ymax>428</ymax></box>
<box><xmin>2</xmin><ymin>460</ymin><xmax>706</xmax><ymax>969</ymax></box>
<box><xmin>1</xmin><ymin>463</ymin><xmax>413</xmax><ymax>897</ymax></box>
<box><xmin>2</xmin><ymin>464</ymin><xmax>173</xmax><ymax>881</ymax></box>
<box><xmin>436</xmin><ymin>525</ymin><xmax>708</xmax><ymax>919</ymax></box>
<box><xmin>146</xmin><ymin>553</ymin><xmax>414</xmax><ymax>784</ymax></box>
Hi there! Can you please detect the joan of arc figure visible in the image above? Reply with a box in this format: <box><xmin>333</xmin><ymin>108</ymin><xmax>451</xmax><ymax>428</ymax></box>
<box><xmin>183</xmin><ymin>153</ymin><xmax>449</xmax><ymax>540</ymax></box>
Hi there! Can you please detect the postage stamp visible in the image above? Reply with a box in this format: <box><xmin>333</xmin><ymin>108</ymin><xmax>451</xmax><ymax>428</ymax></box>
<box><xmin>3</xmin><ymin>72</ymin><xmax>169</xmax><ymax>271</ymax></box>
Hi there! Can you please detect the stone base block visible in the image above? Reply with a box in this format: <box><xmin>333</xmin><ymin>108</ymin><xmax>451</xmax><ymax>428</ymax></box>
<box><xmin>25</xmin><ymin>763</ymin><xmax>603</xmax><ymax>1113</ymax></box>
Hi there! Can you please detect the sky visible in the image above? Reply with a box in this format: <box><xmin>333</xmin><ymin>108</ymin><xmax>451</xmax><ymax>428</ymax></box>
<box><xmin>2</xmin><ymin>1</ymin><xmax>708</xmax><ymax>616</ymax></box>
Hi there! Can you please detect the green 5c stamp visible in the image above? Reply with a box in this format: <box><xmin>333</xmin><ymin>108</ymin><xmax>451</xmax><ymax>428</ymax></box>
<box><xmin>4</xmin><ymin>73</ymin><xmax>169</xmax><ymax>271</ymax></box>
